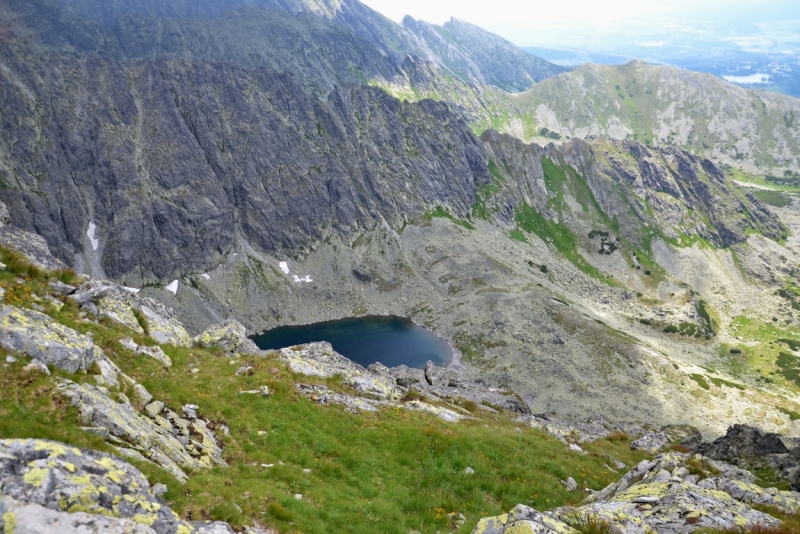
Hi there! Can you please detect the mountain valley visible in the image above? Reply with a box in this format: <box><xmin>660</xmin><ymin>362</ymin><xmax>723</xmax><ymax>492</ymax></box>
<box><xmin>1</xmin><ymin>0</ymin><xmax>800</xmax><ymax>532</ymax></box>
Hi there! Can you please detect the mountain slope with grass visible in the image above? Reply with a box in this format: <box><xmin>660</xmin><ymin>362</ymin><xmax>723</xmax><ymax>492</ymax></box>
<box><xmin>2</xmin><ymin>223</ymin><xmax>800</xmax><ymax>534</ymax></box>
<box><xmin>491</xmin><ymin>61</ymin><xmax>800</xmax><ymax>174</ymax></box>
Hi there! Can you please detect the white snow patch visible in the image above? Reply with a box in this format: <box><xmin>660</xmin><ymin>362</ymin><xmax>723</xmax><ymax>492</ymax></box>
<box><xmin>123</xmin><ymin>287</ymin><xmax>140</xmax><ymax>294</ymax></box>
<box><xmin>293</xmin><ymin>275</ymin><xmax>313</xmax><ymax>283</ymax></box>
<box><xmin>279</xmin><ymin>261</ymin><xmax>290</xmax><ymax>275</ymax></box>
<box><xmin>166</xmin><ymin>280</ymin><xmax>179</xmax><ymax>295</ymax></box>
<box><xmin>201</xmin><ymin>273</ymin><xmax>211</xmax><ymax>280</ymax></box>
<box><xmin>87</xmin><ymin>222</ymin><xmax>99</xmax><ymax>251</ymax></box>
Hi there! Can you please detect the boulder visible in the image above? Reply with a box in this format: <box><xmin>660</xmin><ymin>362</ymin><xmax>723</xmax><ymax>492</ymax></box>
<box><xmin>48</xmin><ymin>280</ymin><xmax>77</xmax><ymax>296</ymax></box>
<box><xmin>630</xmin><ymin>431</ymin><xmax>670</xmax><ymax>454</ymax></box>
<box><xmin>137</xmin><ymin>345</ymin><xmax>173</xmax><ymax>367</ymax></box>
<box><xmin>0</xmin><ymin>304</ymin><xmax>103</xmax><ymax>373</ymax></box>
<box><xmin>0</xmin><ymin>439</ymin><xmax>195</xmax><ymax>534</ymax></box>
<box><xmin>404</xmin><ymin>400</ymin><xmax>465</xmax><ymax>422</ymax></box>
<box><xmin>194</xmin><ymin>319</ymin><xmax>260</xmax><ymax>355</ymax></box>
<box><xmin>0</xmin><ymin>496</ymin><xmax>156</xmax><ymax>533</ymax></box>
<box><xmin>276</xmin><ymin>342</ymin><xmax>399</xmax><ymax>401</ymax></box>
<box><xmin>700</xmin><ymin>424</ymin><xmax>791</xmax><ymax>460</ymax></box>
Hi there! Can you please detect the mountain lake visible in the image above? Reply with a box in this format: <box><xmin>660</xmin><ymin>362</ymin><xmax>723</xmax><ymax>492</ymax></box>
<box><xmin>251</xmin><ymin>316</ymin><xmax>453</xmax><ymax>369</ymax></box>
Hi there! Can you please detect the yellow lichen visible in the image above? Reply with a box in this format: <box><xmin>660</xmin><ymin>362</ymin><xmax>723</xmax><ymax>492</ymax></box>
<box><xmin>33</xmin><ymin>440</ymin><xmax>80</xmax><ymax>457</ymax></box>
<box><xmin>22</xmin><ymin>468</ymin><xmax>49</xmax><ymax>488</ymax></box>
<box><xmin>70</xmin><ymin>474</ymin><xmax>93</xmax><ymax>486</ymax></box>
<box><xmin>131</xmin><ymin>513</ymin><xmax>159</xmax><ymax>526</ymax></box>
<box><xmin>2</xmin><ymin>510</ymin><xmax>17</xmax><ymax>534</ymax></box>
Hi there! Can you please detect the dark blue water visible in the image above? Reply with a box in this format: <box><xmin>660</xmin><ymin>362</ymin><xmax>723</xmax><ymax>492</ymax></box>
<box><xmin>251</xmin><ymin>316</ymin><xmax>452</xmax><ymax>369</ymax></box>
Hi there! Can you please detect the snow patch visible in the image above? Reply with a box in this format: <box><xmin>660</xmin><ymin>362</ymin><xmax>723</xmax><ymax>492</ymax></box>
<box><xmin>166</xmin><ymin>280</ymin><xmax>179</xmax><ymax>295</ymax></box>
<box><xmin>87</xmin><ymin>222</ymin><xmax>99</xmax><ymax>251</ymax></box>
<box><xmin>279</xmin><ymin>261</ymin><xmax>290</xmax><ymax>275</ymax></box>
<box><xmin>201</xmin><ymin>273</ymin><xmax>211</xmax><ymax>280</ymax></box>
<box><xmin>123</xmin><ymin>287</ymin><xmax>140</xmax><ymax>294</ymax></box>
<box><xmin>293</xmin><ymin>275</ymin><xmax>313</xmax><ymax>283</ymax></box>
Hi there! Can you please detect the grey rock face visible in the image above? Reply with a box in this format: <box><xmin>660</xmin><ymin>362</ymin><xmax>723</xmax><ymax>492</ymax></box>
<box><xmin>483</xmin><ymin>133</ymin><xmax>785</xmax><ymax>246</ymax></box>
<box><xmin>0</xmin><ymin>43</ymin><xmax>489</xmax><ymax>283</ymax></box>
<box><xmin>402</xmin><ymin>16</ymin><xmax>564</xmax><ymax>92</ymax></box>
<box><xmin>700</xmin><ymin>424</ymin><xmax>791</xmax><ymax>459</ymax></box>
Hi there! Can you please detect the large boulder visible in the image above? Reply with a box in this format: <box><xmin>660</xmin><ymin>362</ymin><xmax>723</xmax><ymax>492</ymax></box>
<box><xmin>194</xmin><ymin>319</ymin><xmax>260</xmax><ymax>355</ymax></box>
<box><xmin>0</xmin><ymin>439</ymin><xmax>194</xmax><ymax>534</ymax></box>
<box><xmin>275</xmin><ymin>342</ymin><xmax>399</xmax><ymax>401</ymax></box>
<box><xmin>0</xmin><ymin>496</ymin><xmax>156</xmax><ymax>533</ymax></box>
<box><xmin>0</xmin><ymin>304</ymin><xmax>103</xmax><ymax>373</ymax></box>
<box><xmin>699</xmin><ymin>424</ymin><xmax>791</xmax><ymax>460</ymax></box>
<box><xmin>70</xmin><ymin>279</ymin><xmax>192</xmax><ymax>347</ymax></box>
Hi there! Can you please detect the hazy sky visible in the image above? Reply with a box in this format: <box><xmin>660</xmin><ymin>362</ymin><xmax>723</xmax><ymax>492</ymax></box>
<box><xmin>359</xmin><ymin>0</ymin><xmax>800</xmax><ymax>52</ymax></box>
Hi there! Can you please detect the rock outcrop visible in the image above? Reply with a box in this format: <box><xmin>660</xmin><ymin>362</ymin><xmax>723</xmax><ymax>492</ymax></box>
<box><xmin>194</xmin><ymin>319</ymin><xmax>260</xmax><ymax>356</ymax></box>
<box><xmin>275</xmin><ymin>342</ymin><xmax>401</xmax><ymax>401</ymax></box>
<box><xmin>70</xmin><ymin>280</ymin><xmax>192</xmax><ymax>346</ymax></box>
<box><xmin>0</xmin><ymin>439</ymin><xmax>270</xmax><ymax>534</ymax></box>
<box><xmin>277</xmin><ymin>341</ymin><xmax>528</xmax><ymax>421</ymax></box>
<box><xmin>0</xmin><ymin>439</ymin><xmax>195</xmax><ymax>533</ymax></box>
<box><xmin>59</xmin><ymin>380</ymin><xmax>224</xmax><ymax>482</ymax></box>
<box><xmin>698</xmin><ymin>424</ymin><xmax>800</xmax><ymax>491</ymax></box>
<box><xmin>473</xmin><ymin>452</ymin><xmax>799</xmax><ymax>534</ymax></box>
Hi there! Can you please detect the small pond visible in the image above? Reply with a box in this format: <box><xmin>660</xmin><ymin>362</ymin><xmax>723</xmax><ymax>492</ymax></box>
<box><xmin>251</xmin><ymin>316</ymin><xmax>452</xmax><ymax>369</ymax></box>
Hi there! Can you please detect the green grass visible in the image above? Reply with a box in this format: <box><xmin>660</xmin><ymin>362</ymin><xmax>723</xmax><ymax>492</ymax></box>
<box><xmin>515</xmin><ymin>203</ymin><xmax>612</xmax><ymax>285</ymax></box>
<box><xmin>752</xmin><ymin>190</ymin><xmax>793</xmax><ymax>207</ymax></box>
<box><xmin>0</xmin><ymin>247</ymin><xmax>651</xmax><ymax>533</ymax></box>
<box><xmin>509</xmin><ymin>230</ymin><xmax>529</xmax><ymax>243</ymax></box>
<box><xmin>425</xmin><ymin>206</ymin><xmax>475</xmax><ymax>230</ymax></box>
<box><xmin>707</xmin><ymin>376</ymin><xmax>746</xmax><ymax>391</ymax></box>
<box><xmin>689</xmin><ymin>374</ymin><xmax>711</xmax><ymax>390</ymax></box>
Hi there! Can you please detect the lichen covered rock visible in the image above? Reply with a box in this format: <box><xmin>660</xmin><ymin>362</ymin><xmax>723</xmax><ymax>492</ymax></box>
<box><xmin>0</xmin><ymin>495</ymin><xmax>157</xmax><ymax>533</ymax></box>
<box><xmin>276</xmin><ymin>342</ymin><xmax>399</xmax><ymax>401</ymax></box>
<box><xmin>0</xmin><ymin>304</ymin><xmax>102</xmax><ymax>373</ymax></box>
<box><xmin>70</xmin><ymin>279</ymin><xmax>191</xmax><ymax>347</ymax></box>
<box><xmin>475</xmin><ymin>452</ymin><xmax>795</xmax><ymax>534</ymax></box>
<box><xmin>0</xmin><ymin>439</ymin><xmax>194</xmax><ymax>534</ymax></box>
<box><xmin>59</xmin><ymin>381</ymin><xmax>224</xmax><ymax>481</ymax></box>
<box><xmin>194</xmin><ymin>319</ymin><xmax>260</xmax><ymax>355</ymax></box>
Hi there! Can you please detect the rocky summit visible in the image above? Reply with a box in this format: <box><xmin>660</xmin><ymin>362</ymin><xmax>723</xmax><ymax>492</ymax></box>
<box><xmin>1</xmin><ymin>0</ymin><xmax>800</xmax><ymax>532</ymax></box>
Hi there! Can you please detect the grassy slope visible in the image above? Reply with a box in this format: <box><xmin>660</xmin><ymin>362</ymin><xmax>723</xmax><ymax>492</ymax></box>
<box><xmin>0</xmin><ymin>246</ymin><xmax>653</xmax><ymax>533</ymax></box>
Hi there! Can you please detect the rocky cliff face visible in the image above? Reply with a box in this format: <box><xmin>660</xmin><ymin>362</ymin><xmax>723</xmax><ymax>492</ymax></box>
<box><xmin>402</xmin><ymin>17</ymin><xmax>565</xmax><ymax>93</ymax></box>
<box><xmin>0</xmin><ymin>32</ymin><xmax>490</xmax><ymax>282</ymax></box>
<box><xmin>480</xmin><ymin>132</ymin><xmax>785</xmax><ymax>247</ymax></box>
<box><xmin>45</xmin><ymin>0</ymin><xmax>561</xmax><ymax>93</ymax></box>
